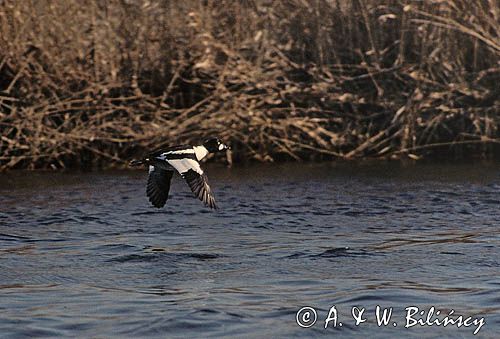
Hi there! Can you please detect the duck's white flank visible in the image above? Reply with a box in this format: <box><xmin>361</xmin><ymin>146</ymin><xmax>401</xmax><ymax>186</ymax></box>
<box><xmin>193</xmin><ymin>145</ymin><xmax>209</xmax><ymax>161</ymax></box>
<box><xmin>167</xmin><ymin>158</ymin><xmax>204</xmax><ymax>175</ymax></box>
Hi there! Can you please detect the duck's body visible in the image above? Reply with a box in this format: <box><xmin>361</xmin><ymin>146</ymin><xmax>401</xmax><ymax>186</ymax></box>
<box><xmin>130</xmin><ymin>138</ymin><xmax>229</xmax><ymax>209</ymax></box>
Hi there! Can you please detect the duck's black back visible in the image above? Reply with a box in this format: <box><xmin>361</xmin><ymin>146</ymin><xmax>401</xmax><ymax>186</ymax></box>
<box><xmin>149</xmin><ymin>144</ymin><xmax>193</xmax><ymax>157</ymax></box>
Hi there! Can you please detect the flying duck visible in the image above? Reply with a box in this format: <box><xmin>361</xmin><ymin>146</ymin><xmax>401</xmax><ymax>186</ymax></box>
<box><xmin>130</xmin><ymin>138</ymin><xmax>229</xmax><ymax>209</ymax></box>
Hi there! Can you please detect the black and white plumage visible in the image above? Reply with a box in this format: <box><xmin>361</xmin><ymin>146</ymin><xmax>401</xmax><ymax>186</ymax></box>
<box><xmin>130</xmin><ymin>138</ymin><xmax>229</xmax><ymax>209</ymax></box>
<box><xmin>146</xmin><ymin>167</ymin><xmax>173</xmax><ymax>208</ymax></box>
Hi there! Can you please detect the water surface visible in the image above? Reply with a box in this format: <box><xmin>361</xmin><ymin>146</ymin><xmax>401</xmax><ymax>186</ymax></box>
<box><xmin>0</xmin><ymin>162</ymin><xmax>499</xmax><ymax>338</ymax></box>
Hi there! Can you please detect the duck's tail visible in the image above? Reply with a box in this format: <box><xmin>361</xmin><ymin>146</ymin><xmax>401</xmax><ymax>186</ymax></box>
<box><xmin>129</xmin><ymin>159</ymin><xmax>145</xmax><ymax>167</ymax></box>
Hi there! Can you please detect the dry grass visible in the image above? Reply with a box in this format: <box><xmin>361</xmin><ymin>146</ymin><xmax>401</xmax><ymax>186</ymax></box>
<box><xmin>0</xmin><ymin>0</ymin><xmax>499</xmax><ymax>170</ymax></box>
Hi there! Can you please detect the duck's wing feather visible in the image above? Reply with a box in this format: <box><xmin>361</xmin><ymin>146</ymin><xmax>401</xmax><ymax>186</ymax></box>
<box><xmin>165</xmin><ymin>157</ymin><xmax>218</xmax><ymax>209</ymax></box>
<box><xmin>146</xmin><ymin>166</ymin><xmax>174</xmax><ymax>208</ymax></box>
<box><xmin>182</xmin><ymin>169</ymin><xmax>218</xmax><ymax>209</ymax></box>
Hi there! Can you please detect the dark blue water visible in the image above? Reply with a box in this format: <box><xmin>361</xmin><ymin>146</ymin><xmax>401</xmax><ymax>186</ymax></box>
<box><xmin>0</xmin><ymin>162</ymin><xmax>499</xmax><ymax>338</ymax></box>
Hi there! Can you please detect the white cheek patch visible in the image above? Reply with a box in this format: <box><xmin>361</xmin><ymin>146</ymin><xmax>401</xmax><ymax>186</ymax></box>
<box><xmin>149</xmin><ymin>165</ymin><xmax>155</xmax><ymax>173</ymax></box>
<box><xmin>218</xmin><ymin>144</ymin><xmax>224</xmax><ymax>151</ymax></box>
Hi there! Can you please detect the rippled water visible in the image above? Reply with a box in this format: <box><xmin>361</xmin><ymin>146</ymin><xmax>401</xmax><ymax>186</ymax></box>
<box><xmin>0</xmin><ymin>162</ymin><xmax>499</xmax><ymax>338</ymax></box>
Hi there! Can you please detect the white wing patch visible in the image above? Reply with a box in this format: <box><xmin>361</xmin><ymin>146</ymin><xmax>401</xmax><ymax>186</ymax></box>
<box><xmin>167</xmin><ymin>158</ymin><xmax>204</xmax><ymax>175</ymax></box>
<box><xmin>149</xmin><ymin>165</ymin><xmax>155</xmax><ymax>173</ymax></box>
<box><xmin>157</xmin><ymin>149</ymin><xmax>195</xmax><ymax>161</ymax></box>
<box><xmin>165</xmin><ymin>149</ymin><xmax>195</xmax><ymax>155</ymax></box>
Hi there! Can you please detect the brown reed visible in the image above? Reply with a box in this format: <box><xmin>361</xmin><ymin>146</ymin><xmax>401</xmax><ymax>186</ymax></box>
<box><xmin>0</xmin><ymin>0</ymin><xmax>498</xmax><ymax>170</ymax></box>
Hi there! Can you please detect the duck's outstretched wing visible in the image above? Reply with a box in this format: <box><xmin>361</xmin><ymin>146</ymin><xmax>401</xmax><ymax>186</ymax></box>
<box><xmin>146</xmin><ymin>166</ymin><xmax>174</xmax><ymax>208</ymax></box>
<box><xmin>164</xmin><ymin>157</ymin><xmax>218</xmax><ymax>209</ymax></box>
<box><xmin>182</xmin><ymin>169</ymin><xmax>218</xmax><ymax>209</ymax></box>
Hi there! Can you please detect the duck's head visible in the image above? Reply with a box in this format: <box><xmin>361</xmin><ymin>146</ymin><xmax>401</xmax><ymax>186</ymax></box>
<box><xmin>203</xmin><ymin>137</ymin><xmax>229</xmax><ymax>153</ymax></box>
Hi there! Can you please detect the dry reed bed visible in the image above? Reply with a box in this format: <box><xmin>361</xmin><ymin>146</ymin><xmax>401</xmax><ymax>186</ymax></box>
<box><xmin>0</xmin><ymin>0</ymin><xmax>499</xmax><ymax>170</ymax></box>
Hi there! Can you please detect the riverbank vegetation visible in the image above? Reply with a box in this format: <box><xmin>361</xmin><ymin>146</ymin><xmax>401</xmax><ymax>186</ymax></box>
<box><xmin>0</xmin><ymin>0</ymin><xmax>499</xmax><ymax>170</ymax></box>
